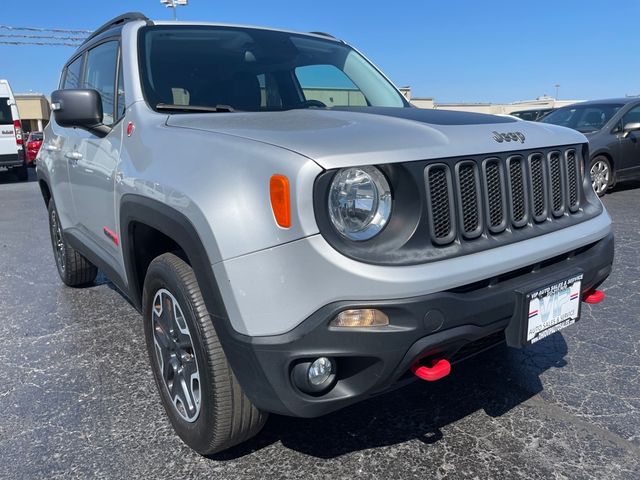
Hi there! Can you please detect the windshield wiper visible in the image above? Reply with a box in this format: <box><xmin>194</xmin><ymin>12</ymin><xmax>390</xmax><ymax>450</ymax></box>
<box><xmin>156</xmin><ymin>103</ymin><xmax>235</xmax><ymax>113</ymax></box>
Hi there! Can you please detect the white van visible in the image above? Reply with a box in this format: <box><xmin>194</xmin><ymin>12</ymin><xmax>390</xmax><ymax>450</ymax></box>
<box><xmin>0</xmin><ymin>79</ymin><xmax>27</xmax><ymax>181</ymax></box>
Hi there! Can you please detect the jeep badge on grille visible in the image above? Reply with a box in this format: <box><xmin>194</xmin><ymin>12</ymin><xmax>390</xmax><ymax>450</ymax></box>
<box><xmin>492</xmin><ymin>131</ymin><xmax>526</xmax><ymax>143</ymax></box>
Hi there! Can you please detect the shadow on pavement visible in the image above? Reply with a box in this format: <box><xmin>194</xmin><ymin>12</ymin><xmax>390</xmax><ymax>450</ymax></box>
<box><xmin>0</xmin><ymin>166</ymin><xmax>37</xmax><ymax>184</ymax></box>
<box><xmin>213</xmin><ymin>335</ymin><xmax>568</xmax><ymax>459</ymax></box>
<box><xmin>611</xmin><ymin>178</ymin><xmax>640</xmax><ymax>193</ymax></box>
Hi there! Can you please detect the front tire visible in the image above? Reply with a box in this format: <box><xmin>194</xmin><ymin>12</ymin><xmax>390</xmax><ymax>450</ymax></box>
<box><xmin>47</xmin><ymin>199</ymin><xmax>98</xmax><ymax>286</ymax></box>
<box><xmin>142</xmin><ymin>253</ymin><xmax>267</xmax><ymax>455</ymax></box>
<box><xmin>589</xmin><ymin>156</ymin><xmax>612</xmax><ymax>197</ymax></box>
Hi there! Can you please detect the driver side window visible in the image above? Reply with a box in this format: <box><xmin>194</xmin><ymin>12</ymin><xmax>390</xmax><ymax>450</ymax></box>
<box><xmin>622</xmin><ymin>105</ymin><xmax>640</xmax><ymax>128</ymax></box>
<box><xmin>294</xmin><ymin>65</ymin><xmax>367</xmax><ymax>107</ymax></box>
<box><xmin>82</xmin><ymin>41</ymin><xmax>118</xmax><ymax>126</ymax></box>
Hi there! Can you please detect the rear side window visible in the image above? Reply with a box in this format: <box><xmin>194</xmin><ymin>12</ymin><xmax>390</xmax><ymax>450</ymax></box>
<box><xmin>83</xmin><ymin>41</ymin><xmax>118</xmax><ymax>125</ymax></box>
<box><xmin>0</xmin><ymin>98</ymin><xmax>12</xmax><ymax>124</ymax></box>
<box><xmin>514</xmin><ymin>111</ymin><xmax>536</xmax><ymax>121</ymax></box>
<box><xmin>63</xmin><ymin>56</ymin><xmax>83</xmax><ymax>89</ymax></box>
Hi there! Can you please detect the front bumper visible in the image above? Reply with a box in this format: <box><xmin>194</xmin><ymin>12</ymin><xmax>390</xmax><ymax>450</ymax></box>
<box><xmin>221</xmin><ymin>232</ymin><xmax>613</xmax><ymax>417</ymax></box>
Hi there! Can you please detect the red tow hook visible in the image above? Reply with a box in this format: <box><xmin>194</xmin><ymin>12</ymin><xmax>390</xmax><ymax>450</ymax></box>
<box><xmin>582</xmin><ymin>289</ymin><xmax>605</xmax><ymax>304</ymax></box>
<box><xmin>411</xmin><ymin>358</ymin><xmax>451</xmax><ymax>382</ymax></box>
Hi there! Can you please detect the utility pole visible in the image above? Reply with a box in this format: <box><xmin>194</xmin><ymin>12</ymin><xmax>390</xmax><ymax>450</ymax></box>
<box><xmin>160</xmin><ymin>0</ymin><xmax>188</xmax><ymax>21</ymax></box>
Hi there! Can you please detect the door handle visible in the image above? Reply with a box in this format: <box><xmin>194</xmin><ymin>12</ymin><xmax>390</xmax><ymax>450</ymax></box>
<box><xmin>44</xmin><ymin>145</ymin><xmax>59</xmax><ymax>152</ymax></box>
<box><xmin>64</xmin><ymin>151</ymin><xmax>83</xmax><ymax>166</ymax></box>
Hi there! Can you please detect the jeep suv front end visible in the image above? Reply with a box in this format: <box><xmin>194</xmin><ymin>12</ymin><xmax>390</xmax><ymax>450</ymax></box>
<box><xmin>38</xmin><ymin>14</ymin><xmax>613</xmax><ymax>454</ymax></box>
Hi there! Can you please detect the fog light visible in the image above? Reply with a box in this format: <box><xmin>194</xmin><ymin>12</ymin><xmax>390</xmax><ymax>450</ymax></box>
<box><xmin>330</xmin><ymin>309</ymin><xmax>389</xmax><ymax>327</ymax></box>
<box><xmin>292</xmin><ymin>357</ymin><xmax>337</xmax><ymax>395</ymax></box>
<box><xmin>308</xmin><ymin>357</ymin><xmax>333</xmax><ymax>386</ymax></box>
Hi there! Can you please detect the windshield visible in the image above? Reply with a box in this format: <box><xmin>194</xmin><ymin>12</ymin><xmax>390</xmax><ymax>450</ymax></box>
<box><xmin>541</xmin><ymin>103</ymin><xmax>623</xmax><ymax>133</ymax></box>
<box><xmin>138</xmin><ymin>25</ymin><xmax>408</xmax><ymax>112</ymax></box>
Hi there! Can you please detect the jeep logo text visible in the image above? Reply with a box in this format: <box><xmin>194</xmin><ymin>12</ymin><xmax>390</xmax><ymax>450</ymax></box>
<box><xmin>492</xmin><ymin>131</ymin><xmax>526</xmax><ymax>143</ymax></box>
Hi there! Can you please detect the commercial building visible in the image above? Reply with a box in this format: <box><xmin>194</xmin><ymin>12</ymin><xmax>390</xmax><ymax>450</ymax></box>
<box><xmin>15</xmin><ymin>93</ymin><xmax>50</xmax><ymax>134</ymax></box>
<box><xmin>399</xmin><ymin>87</ymin><xmax>580</xmax><ymax>114</ymax></box>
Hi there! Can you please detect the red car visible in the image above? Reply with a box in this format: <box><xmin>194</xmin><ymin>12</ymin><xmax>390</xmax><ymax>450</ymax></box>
<box><xmin>25</xmin><ymin>131</ymin><xmax>43</xmax><ymax>166</ymax></box>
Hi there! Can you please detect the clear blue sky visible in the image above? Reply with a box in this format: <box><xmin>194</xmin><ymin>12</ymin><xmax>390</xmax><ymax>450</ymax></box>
<box><xmin>1</xmin><ymin>0</ymin><xmax>638</xmax><ymax>102</ymax></box>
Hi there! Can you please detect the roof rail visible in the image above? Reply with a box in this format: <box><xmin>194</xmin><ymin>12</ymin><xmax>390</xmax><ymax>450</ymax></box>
<box><xmin>82</xmin><ymin>12</ymin><xmax>149</xmax><ymax>45</ymax></box>
<box><xmin>309</xmin><ymin>31</ymin><xmax>336</xmax><ymax>39</ymax></box>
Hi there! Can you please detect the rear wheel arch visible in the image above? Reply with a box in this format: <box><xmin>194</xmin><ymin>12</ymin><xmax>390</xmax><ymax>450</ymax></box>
<box><xmin>38</xmin><ymin>178</ymin><xmax>52</xmax><ymax>207</ymax></box>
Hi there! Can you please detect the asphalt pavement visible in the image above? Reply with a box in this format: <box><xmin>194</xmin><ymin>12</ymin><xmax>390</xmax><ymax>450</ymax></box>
<box><xmin>1</xmin><ymin>168</ymin><xmax>639</xmax><ymax>479</ymax></box>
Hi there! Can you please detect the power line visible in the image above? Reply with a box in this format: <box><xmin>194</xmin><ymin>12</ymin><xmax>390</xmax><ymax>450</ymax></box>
<box><xmin>0</xmin><ymin>24</ymin><xmax>91</xmax><ymax>34</ymax></box>
<box><xmin>0</xmin><ymin>33</ymin><xmax>86</xmax><ymax>41</ymax></box>
<box><xmin>0</xmin><ymin>40</ymin><xmax>81</xmax><ymax>47</ymax></box>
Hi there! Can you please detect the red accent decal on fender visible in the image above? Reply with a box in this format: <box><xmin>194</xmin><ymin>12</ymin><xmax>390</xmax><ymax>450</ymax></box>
<box><xmin>103</xmin><ymin>227</ymin><xmax>119</xmax><ymax>246</ymax></box>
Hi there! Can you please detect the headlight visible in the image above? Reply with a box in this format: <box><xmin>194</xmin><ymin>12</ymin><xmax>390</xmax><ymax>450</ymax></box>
<box><xmin>328</xmin><ymin>166</ymin><xmax>392</xmax><ymax>241</ymax></box>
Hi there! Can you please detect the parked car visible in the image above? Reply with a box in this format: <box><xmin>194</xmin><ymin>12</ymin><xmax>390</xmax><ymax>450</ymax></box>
<box><xmin>0</xmin><ymin>79</ymin><xmax>27</xmax><ymax>180</ymax></box>
<box><xmin>25</xmin><ymin>131</ymin><xmax>43</xmax><ymax>166</ymax></box>
<box><xmin>541</xmin><ymin>98</ymin><xmax>640</xmax><ymax>196</ymax></box>
<box><xmin>509</xmin><ymin>108</ymin><xmax>554</xmax><ymax>122</ymax></box>
<box><xmin>38</xmin><ymin>12</ymin><xmax>614</xmax><ymax>455</ymax></box>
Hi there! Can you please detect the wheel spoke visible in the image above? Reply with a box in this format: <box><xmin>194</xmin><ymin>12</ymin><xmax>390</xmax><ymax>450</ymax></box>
<box><xmin>153</xmin><ymin>320</ymin><xmax>172</xmax><ymax>349</ymax></box>
<box><xmin>175</xmin><ymin>330</ymin><xmax>193</xmax><ymax>350</ymax></box>
<box><xmin>181</xmin><ymin>352</ymin><xmax>198</xmax><ymax>378</ymax></box>
<box><xmin>171</xmin><ymin>368</ymin><xmax>198</xmax><ymax>418</ymax></box>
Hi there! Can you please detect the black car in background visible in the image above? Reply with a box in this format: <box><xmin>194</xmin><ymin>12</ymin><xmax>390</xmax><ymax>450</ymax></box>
<box><xmin>541</xmin><ymin>98</ymin><xmax>640</xmax><ymax>196</ymax></box>
<box><xmin>509</xmin><ymin>108</ymin><xmax>554</xmax><ymax>121</ymax></box>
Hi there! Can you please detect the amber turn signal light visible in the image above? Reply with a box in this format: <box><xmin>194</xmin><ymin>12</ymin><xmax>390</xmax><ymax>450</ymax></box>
<box><xmin>270</xmin><ymin>174</ymin><xmax>291</xmax><ymax>228</ymax></box>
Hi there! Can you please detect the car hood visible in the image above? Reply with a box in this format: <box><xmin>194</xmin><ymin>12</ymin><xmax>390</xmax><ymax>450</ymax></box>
<box><xmin>166</xmin><ymin>107</ymin><xmax>586</xmax><ymax>169</ymax></box>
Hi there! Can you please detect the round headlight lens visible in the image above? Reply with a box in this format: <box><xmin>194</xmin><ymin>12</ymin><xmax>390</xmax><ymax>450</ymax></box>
<box><xmin>328</xmin><ymin>166</ymin><xmax>392</xmax><ymax>241</ymax></box>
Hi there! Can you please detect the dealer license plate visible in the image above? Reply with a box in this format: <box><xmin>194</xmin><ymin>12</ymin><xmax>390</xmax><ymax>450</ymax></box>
<box><xmin>526</xmin><ymin>274</ymin><xmax>583</xmax><ymax>344</ymax></box>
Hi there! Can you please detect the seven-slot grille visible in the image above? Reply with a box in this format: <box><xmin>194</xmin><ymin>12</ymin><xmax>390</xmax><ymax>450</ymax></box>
<box><xmin>425</xmin><ymin>148</ymin><xmax>581</xmax><ymax>245</ymax></box>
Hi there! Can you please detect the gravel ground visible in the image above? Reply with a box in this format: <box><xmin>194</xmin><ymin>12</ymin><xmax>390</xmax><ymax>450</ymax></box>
<box><xmin>0</xmin><ymin>168</ymin><xmax>638</xmax><ymax>479</ymax></box>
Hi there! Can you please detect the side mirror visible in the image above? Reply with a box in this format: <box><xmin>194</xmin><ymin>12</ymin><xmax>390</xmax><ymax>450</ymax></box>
<box><xmin>623</xmin><ymin>121</ymin><xmax>640</xmax><ymax>138</ymax></box>
<box><xmin>51</xmin><ymin>89</ymin><xmax>110</xmax><ymax>136</ymax></box>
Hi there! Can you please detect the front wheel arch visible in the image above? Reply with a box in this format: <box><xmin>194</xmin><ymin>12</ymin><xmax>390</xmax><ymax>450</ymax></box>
<box><xmin>119</xmin><ymin>196</ymin><xmax>223</xmax><ymax>315</ymax></box>
<box><xmin>591</xmin><ymin>151</ymin><xmax>615</xmax><ymax>179</ymax></box>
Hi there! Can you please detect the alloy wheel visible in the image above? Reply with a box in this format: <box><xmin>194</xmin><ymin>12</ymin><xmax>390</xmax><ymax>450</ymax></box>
<box><xmin>151</xmin><ymin>288</ymin><xmax>201</xmax><ymax>422</ymax></box>
<box><xmin>50</xmin><ymin>208</ymin><xmax>66</xmax><ymax>272</ymax></box>
<box><xmin>590</xmin><ymin>160</ymin><xmax>610</xmax><ymax>196</ymax></box>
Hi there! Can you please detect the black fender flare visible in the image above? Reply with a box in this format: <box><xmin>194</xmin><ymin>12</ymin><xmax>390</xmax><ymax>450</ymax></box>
<box><xmin>119</xmin><ymin>194</ymin><xmax>282</xmax><ymax>410</ymax></box>
<box><xmin>119</xmin><ymin>194</ymin><xmax>227</xmax><ymax>319</ymax></box>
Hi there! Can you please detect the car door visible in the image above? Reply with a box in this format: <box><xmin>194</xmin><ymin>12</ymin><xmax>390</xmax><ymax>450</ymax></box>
<box><xmin>41</xmin><ymin>54</ymin><xmax>85</xmax><ymax>228</ymax></box>
<box><xmin>615</xmin><ymin>104</ymin><xmax>640</xmax><ymax>176</ymax></box>
<box><xmin>66</xmin><ymin>40</ymin><xmax>124</xmax><ymax>261</ymax></box>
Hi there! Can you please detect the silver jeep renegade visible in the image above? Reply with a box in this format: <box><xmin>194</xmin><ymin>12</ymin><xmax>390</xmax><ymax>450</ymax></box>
<box><xmin>37</xmin><ymin>12</ymin><xmax>614</xmax><ymax>454</ymax></box>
